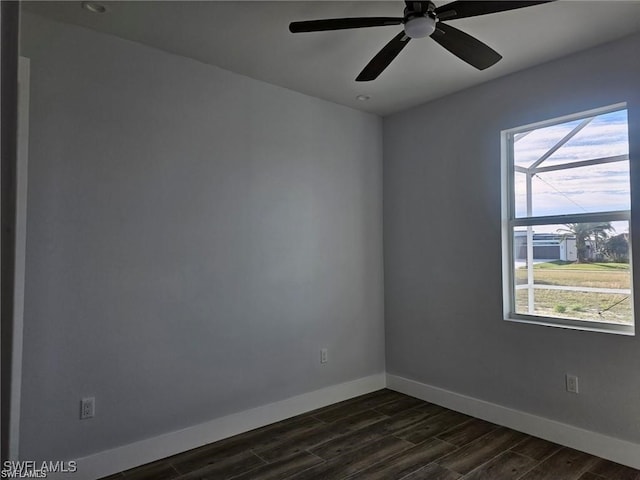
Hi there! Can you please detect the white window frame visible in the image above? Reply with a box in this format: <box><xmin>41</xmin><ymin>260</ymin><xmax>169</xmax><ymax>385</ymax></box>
<box><xmin>501</xmin><ymin>103</ymin><xmax>634</xmax><ymax>335</ymax></box>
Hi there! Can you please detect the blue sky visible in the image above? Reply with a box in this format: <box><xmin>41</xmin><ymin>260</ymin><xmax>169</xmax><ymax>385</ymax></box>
<box><xmin>513</xmin><ymin>109</ymin><xmax>630</xmax><ymax>233</ymax></box>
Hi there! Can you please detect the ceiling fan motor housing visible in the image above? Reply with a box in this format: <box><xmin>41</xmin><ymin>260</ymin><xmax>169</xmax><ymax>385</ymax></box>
<box><xmin>403</xmin><ymin>14</ymin><xmax>436</xmax><ymax>38</ymax></box>
<box><xmin>403</xmin><ymin>2</ymin><xmax>437</xmax><ymax>38</ymax></box>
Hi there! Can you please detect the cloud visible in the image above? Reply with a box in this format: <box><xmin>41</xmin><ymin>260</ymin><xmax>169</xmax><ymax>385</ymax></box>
<box><xmin>512</xmin><ymin>109</ymin><xmax>630</xmax><ymax>218</ymax></box>
<box><xmin>514</xmin><ymin>110</ymin><xmax>628</xmax><ymax>167</ymax></box>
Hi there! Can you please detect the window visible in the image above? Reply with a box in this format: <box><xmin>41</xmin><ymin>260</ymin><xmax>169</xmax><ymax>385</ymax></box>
<box><xmin>502</xmin><ymin>104</ymin><xmax>634</xmax><ymax>334</ymax></box>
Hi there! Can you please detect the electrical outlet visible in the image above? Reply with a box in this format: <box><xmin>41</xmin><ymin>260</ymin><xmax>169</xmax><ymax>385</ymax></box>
<box><xmin>566</xmin><ymin>374</ymin><xmax>579</xmax><ymax>394</ymax></box>
<box><xmin>320</xmin><ymin>348</ymin><xmax>328</xmax><ymax>364</ymax></box>
<box><xmin>80</xmin><ymin>397</ymin><xmax>95</xmax><ymax>419</ymax></box>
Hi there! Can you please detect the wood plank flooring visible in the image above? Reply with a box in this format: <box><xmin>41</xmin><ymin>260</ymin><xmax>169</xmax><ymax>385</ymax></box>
<box><xmin>100</xmin><ymin>389</ymin><xmax>640</xmax><ymax>480</ymax></box>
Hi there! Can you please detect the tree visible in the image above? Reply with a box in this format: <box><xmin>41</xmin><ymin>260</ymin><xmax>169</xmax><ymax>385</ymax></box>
<box><xmin>557</xmin><ymin>222</ymin><xmax>614</xmax><ymax>263</ymax></box>
<box><xmin>603</xmin><ymin>233</ymin><xmax>629</xmax><ymax>263</ymax></box>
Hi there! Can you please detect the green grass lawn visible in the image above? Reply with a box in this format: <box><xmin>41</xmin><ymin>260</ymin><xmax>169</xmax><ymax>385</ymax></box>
<box><xmin>532</xmin><ymin>260</ymin><xmax>630</xmax><ymax>271</ymax></box>
<box><xmin>515</xmin><ymin>261</ymin><xmax>632</xmax><ymax>324</ymax></box>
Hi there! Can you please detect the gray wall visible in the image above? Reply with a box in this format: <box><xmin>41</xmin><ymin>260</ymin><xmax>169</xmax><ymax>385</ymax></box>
<box><xmin>19</xmin><ymin>12</ymin><xmax>384</xmax><ymax>461</ymax></box>
<box><xmin>384</xmin><ymin>32</ymin><xmax>640</xmax><ymax>443</ymax></box>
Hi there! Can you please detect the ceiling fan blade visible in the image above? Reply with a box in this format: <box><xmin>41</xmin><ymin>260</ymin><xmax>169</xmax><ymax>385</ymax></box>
<box><xmin>435</xmin><ymin>1</ymin><xmax>552</xmax><ymax>21</ymax></box>
<box><xmin>289</xmin><ymin>17</ymin><xmax>402</xmax><ymax>33</ymax></box>
<box><xmin>356</xmin><ymin>31</ymin><xmax>411</xmax><ymax>81</ymax></box>
<box><xmin>431</xmin><ymin>23</ymin><xmax>502</xmax><ymax>70</ymax></box>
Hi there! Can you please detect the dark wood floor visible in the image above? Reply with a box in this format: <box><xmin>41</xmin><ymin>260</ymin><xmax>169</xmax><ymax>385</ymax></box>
<box><xmin>100</xmin><ymin>389</ymin><xmax>640</xmax><ymax>480</ymax></box>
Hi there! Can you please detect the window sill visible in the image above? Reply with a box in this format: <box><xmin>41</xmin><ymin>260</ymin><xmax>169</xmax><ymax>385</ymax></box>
<box><xmin>504</xmin><ymin>315</ymin><xmax>635</xmax><ymax>336</ymax></box>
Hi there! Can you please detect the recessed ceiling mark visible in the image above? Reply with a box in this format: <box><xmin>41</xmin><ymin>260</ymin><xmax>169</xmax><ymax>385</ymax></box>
<box><xmin>81</xmin><ymin>1</ymin><xmax>107</xmax><ymax>14</ymax></box>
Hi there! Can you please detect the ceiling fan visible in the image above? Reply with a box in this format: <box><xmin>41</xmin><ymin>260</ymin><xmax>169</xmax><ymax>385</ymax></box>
<box><xmin>289</xmin><ymin>1</ymin><xmax>552</xmax><ymax>81</ymax></box>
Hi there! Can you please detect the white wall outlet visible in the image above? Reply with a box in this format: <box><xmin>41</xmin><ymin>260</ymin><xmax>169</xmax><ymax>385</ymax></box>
<box><xmin>320</xmin><ymin>348</ymin><xmax>328</xmax><ymax>364</ymax></box>
<box><xmin>80</xmin><ymin>396</ymin><xmax>95</xmax><ymax>419</ymax></box>
<box><xmin>566</xmin><ymin>374</ymin><xmax>579</xmax><ymax>394</ymax></box>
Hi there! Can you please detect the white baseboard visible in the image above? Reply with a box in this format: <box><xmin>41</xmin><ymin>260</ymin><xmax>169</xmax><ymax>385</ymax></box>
<box><xmin>47</xmin><ymin>372</ymin><xmax>640</xmax><ymax>479</ymax></box>
<box><xmin>49</xmin><ymin>374</ymin><xmax>386</xmax><ymax>480</ymax></box>
<box><xmin>386</xmin><ymin>373</ymin><xmax>640</xmax><ymax>470</ymax></box>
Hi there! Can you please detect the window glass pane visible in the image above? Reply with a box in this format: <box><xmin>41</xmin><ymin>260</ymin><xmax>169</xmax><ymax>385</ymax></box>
<box><xmin>544</xmin><ymin>110</ymin><xmax>629</xmax><ymax>166</ymax></box>
<box><xmin>513</xmin><ymin>120</ymin><xmax>582</xmax><ymax>168</ymax></box>
<box><xmin>513</xmin><ymin>108</ymin><xmax>630</xmax><ymax>219</ymax></box>
<box><xmin>514</xmin><ymin>161</ymin><xmax>630</xmax><ymax>217</ymax></box>
<box><xmin>512</xmin><ymin>222</ymin><xmax>632</xmax><ymax>325</ymax></box>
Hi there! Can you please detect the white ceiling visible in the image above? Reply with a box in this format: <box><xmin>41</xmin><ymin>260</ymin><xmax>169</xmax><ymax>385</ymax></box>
<box><xmin>23</xmin><ymin>1</ymin><xmax>640</xmax><ymax>116</ymax></box>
